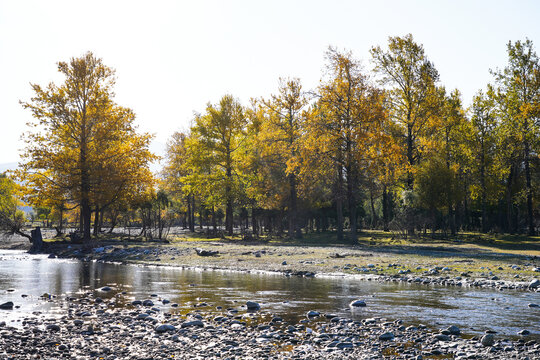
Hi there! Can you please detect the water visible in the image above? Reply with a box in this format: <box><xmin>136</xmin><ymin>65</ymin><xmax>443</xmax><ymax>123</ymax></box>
<box><xmin>0</xmin><ymin>250</ymin><xmax>538</xmax><ymax>339</ymax></box>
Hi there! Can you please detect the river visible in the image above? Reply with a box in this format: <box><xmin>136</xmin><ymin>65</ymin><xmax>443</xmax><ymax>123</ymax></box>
<box><xmin>0</xmin><ymin>250</ymin><xmax>538</xmax><ymax>340</ymax></box>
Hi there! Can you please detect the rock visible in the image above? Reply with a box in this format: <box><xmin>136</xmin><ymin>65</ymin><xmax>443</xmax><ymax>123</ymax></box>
<box><xmin>131</xmin><ymin>300</ymin><xmax>142</xmax><ymax>306</ymax></box>
<box><xmin>528</xmin><ymin>303</ymin><xmax>539</xmax><ymax>308</ymax></box>
<box><xmin>0</xmin><ymin>301</ymin><xmax>14</xmax><ymax>310</ymax></box>
<box><xmin>518</xmin><ymin>330</ymin><xmax>530</xmax><ymax>336</ymax></box>
<box><xmin>306</xmin><ymin>310</ymin><xmax>320</xmax><ymax>318</ymax></box>
<box><xmin>142</xmin><ymin>299</ymin><xmax>154</xmax><ymax>307</ymax></box>
<box><xmin>195</xmin><ymin>248</ymin><xmax>219</xmax><ymax>257</ymax></box>
<box><xmin>47</xmin><ymin>324</ymin><xmax>60</xmax><ymax>332</ymax></box>
<box><xmin>281</xmin><ymin>261</ymin><xmax>287</xmax><ymax>265</ymax></box>
<box><xmin>336</xmin><ymin>342</ymin><xmax>353</xmax><ymax>349</ymax></box>
<box><xmin>155</xmin><ymin>324</ymin><xmax>176</xmax><ymax>333</ymax></box>
<box><xmin>349</xmin><ymin>299</ymin><xmax>366</xmax><ymax>307</ymax></box>
<box><xmin>181</xmin><ymin>320</ymin><xmax>204</xmax><ymax>328</ymax></box>
<box><xmin>528</xmin><ymin>279</ymin><xmax>540</xmax><ymax>289</ymax></box>
<box><xmin>379</xmin><ymin>332</ymin><xmax>394</xmax><ymax>341</ymax></box>
<box><xmin>246</xmin><ymin>301</ymin><xmax>260</xmax><ymax>310</ymax></box>
<box><xmin>48</xmin><ymin>253</ymin><xmax>56</xmax><ymax>258</ymax></box>
<box><xmin>446</xmin><ymin>325</ymin><xmax>460</xmax><ymax>335</ymax></box>
<box><xmin>100</xmin><ymin>286</ymin><xmax>112</xmax><ymax>292</ymax></box>
<box><xmin>481</xmin><ymin>334</ymin><xmax>495</xmax><ymax>346</ymax></box>
<box><xmin>434</xmin><ymin>334</ymin><xmax>450</xmax><ymax>341</ymax></box>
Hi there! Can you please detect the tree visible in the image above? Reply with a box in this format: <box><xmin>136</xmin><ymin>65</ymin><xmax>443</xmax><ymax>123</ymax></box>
<box><xmin>311</xmin><ymin>47</ymin><xmax>386</xmax><ymax>242</ymax></box>
<box><xmin>491</xmin><ymin>39</ymin><xmax>540</xmax><ymax>235</ymax></box>
<box><xmin>371</xmin><ymin>34</ymin><xmax>440</xmax><ymax>189</ymax></box>
<box><xmin>0</xmin><ymin>174</ymin><xmax>26</xmax><ymax>236</ymax></box>
<box><xmin>259</xmin><ymin>78</ymin><xmax>308</xmax><ymax>239</ymax></box>
<box><xmin>20</xmin><ymin>52</ymin><xmax>156</xmax><ymax>241</ymax></box>
<box><xmin>184</xmin><ymin>95</ymin><xmax>247</xmax><ymax>236</ymax></box>
<box><xmin>467</xmin><ymin>90</ymin><xmax>499</xmax><ymax>232</ymax></box>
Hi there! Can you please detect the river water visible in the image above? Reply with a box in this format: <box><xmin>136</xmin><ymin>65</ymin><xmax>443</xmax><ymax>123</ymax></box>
<box><xmin>0</xmin><ymin>250</ymin><xmax>538</xmax><ymax>339</ymax></box>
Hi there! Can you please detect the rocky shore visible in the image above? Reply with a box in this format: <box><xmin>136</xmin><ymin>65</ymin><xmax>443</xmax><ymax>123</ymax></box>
<box><xmin>48</xmin><ymin>242</ymin><xmax>540</xmax><ymax>293</ymax></box>
<box><xmin>1</xmin><ymin>291</ymin><xmax>539</xmax><ymax>359</ymax></box>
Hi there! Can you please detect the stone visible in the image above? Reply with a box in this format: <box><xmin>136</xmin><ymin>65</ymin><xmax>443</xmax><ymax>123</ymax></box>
<box><xmin>481</xmin><ymin>334</ymin><xmax>495</xmax><ymax>347</ymax></box>
<box><xmin>306</xmin><ymin>310</ymin><xmax>320</xmax><ymax>318</ymax></box>
<box><xmin>518</xmin><ymin>330</ymin><xmax>530</xmax><ymax>336</ymax></box>
<box><xmin>281</xmin><ymin>261</ymin><xmax>287</xmax><ymax>265</ymax></box>
<box><xmin>246</xmin><ymin>301</ymin><xmax>260</xmax><ymax>310</ymax></box>
<box><xmin>528</xmin><ymin>279</ymin><xmax>540</xmax><ymax>289</ymax></box>
<box><xmin>155</xmin><ymin>324</ymin><xmax>176</xmax><ymax>333</ymax></box>
<box><xmin>349</xmin><ymin>299</ymin><xmax>366</xmax><ymax>307</ymax></box>
<box><xmin>446</xmin><ymin>325</ymin><xmax>460</xmax><ymax>335</ymax></box>
<box><xmin>100</xmin><ymin>286</ymin><xmax>112</xmax><ymax>292</ymax></box>
<box><xmin>379</xmin><ymin>332</ymin><xmax>394</xmax><ymax>341</ymax></box>
<box><xmin>47</xmin><ymin>324</ymin><xmax>60</xmax><ymax>332</ymax></box>
<box><xmin>142</xmin><ymin>299</ymin><xmax>154</xmax><ymax>307</ymax></box>
<box><xmin>434</xmin><ymin>334</ymin><xmax>450</xmax><ymax>341</ymax></box>
<box><xmin>0</xmin><ymin>301</ymin><xmax>14</xmax><ymax>310</ymax></box>
<box><xmin>528</xmin><ymin>303</ymin><xmax>539</xmax><ymax>308</ymax></box>
<box><xmin>181</xmin><ymin>320</ymin><xmax>204</xmax><ymax>328</ymax></box>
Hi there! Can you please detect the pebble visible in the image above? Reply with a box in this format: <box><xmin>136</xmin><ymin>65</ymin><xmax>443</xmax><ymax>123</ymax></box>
<box><xmin>481</xmin><ymin>334</ymin><xmax>495</xmax><ymax>346</ymax></box>
<box><xmin>349</xmin><ymin>299</ymin><xmax>366</xmax><ymax>307</ymax></box>
<box><xmin>0</xmin><ymin>301</ymin><xmax>14</xmax><ymax>310</ymax></box>
<box><xmin>246</xmin><ymin>301</ymin><xmax>260</xmax><ymax>310</ymax></box>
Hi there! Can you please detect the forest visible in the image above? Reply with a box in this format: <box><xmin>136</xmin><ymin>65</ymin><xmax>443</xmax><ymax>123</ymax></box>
<box><xmin>1</xmin><ymin>34</ymin><xmax>539</xmax><ymax>243</ymax></box>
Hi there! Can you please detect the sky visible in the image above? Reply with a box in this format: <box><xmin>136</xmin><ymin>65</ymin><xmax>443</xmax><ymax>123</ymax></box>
<box><xmin>1</xmin><ymin>0</ymin><xmax>539</xmax><ymax>170</ymax></box>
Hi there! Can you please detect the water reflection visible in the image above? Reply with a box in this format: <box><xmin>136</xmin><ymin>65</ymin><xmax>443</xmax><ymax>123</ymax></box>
<box><xmin>0</xmin><ymin>250</ymin><xmax>538</xmax><ymax>340</ymax></box>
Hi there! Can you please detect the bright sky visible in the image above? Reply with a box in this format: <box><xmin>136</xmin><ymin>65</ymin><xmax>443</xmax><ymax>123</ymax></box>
<box><xmin>1</xmin><ymin>0</ymin><xmax>539</xmax><ymax>169</ymax></box>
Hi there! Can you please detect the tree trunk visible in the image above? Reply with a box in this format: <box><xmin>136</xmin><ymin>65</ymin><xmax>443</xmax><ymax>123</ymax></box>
<box><xmin>288</xmin><ymin>173</ymin><xmax>301</xmax><ymax>239</ymax></box>
<box><xmin>346</xmin><ymin>165</ymin><xmax>357</xmax><ymax>243</ymax></box>
<box><xmin>406</xmin><ymin>124</ymin><xmax>414</xmax><ymax>189</ymax></box>
<box><xmin>480</xmin><ymin>151</ymin><xmax>487</xmax><ymax>233</ymax></box>
<box><xmin>506</xmin><ymin>165</ymin><xmax>515</xmax><ymax>233</ymax></box>
<box><xmin>524</xmin><ymin>141</ymin><xmax>535</xmax><ymax>235</ymax></box>
<box><xmin>335</xmin><ymin>160</ymin><xmax>344</xmax><ymax>242</ymax></box>
<box><xmin>251</xmin><ymin>206</ymin><xmax>258</xmax><ymax>237</ymax></box>
<box><xmin>382</xmin><ymin>186</ymin><xmax>389</xmax><ymax>231</ymax></box>
<box><xmin>93</xmin><ymin>208</ymin><xmax>99</xmax><ymax>236</ymax></box>
<box><xmin>370</xmin><ymin>187</ymin><xmax>377</xmax><ymax>229</ymax></box>
<box><xmin>188</xmin><ymin>195</ymin><xmax>195</xmax><ymax>232</ymax></box>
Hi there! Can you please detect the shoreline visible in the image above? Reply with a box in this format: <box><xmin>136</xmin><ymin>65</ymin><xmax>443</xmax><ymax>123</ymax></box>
<box><xmin>1</xmin><ymin>289</ymin><xmax>539</xmax><ymax>359</ymax></box>
<box><xmin>1</xmin><ymin>235</ymin><xmax>540</xmax><ymax>292</ymax></box>
<box><xmin>1</xmin><ymin>238</ymin><xmax>539</xmax><ymax>359</ymax></box>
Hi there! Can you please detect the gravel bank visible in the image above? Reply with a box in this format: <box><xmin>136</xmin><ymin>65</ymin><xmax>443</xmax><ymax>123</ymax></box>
<box><xmin>1</xmin><ymin>292</ymin><xmax>539</xmax><ymax>359</ymax></box>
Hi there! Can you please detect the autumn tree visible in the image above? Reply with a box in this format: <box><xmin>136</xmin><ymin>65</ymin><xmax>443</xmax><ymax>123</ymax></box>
<box><xmin>467</xmin><ymin>90</ymin><xmax>499</xmax><ymax>232</ymax></box>
<box><xmin>0</xmin><ymin>173</ymin><xmax>27</xmax><ymax>237</ymax></box>
<box><xmin>184</xmin><ymin>95</ymin><xmax>247</xmax><ymax>236</ymax></box>
<box><xmin>258</xmin><ymin>78</ymin><xmax>308</xmax><ymax>239</ymax></box>
<box><xmin>311</xmin><ymin>48</ymin><xmax>387</xmax><ymax>242</ymax></box>
<box><xmin>20</xmin><ymin>52</ymin><xmax>156</xmax><ymax>241</ymax></box>
<box><xmin>491</xmin><ymin>39</ymin><xmax>539</xmax><ymax>235</ymax></box>
<box><xmin>371</xmin><ymin>34</ymin><xmax>440</xmax><ymax>190</ymax></box>
<box><xmin>162</xmin><ymin>131</ymin><xmax>196</xmax><ymax>231</ymax></box>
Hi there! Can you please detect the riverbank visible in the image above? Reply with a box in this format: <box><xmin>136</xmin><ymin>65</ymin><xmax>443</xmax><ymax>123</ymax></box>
<box><xmin>34</xmin><ymin>234</ymin><xmax>540</xmax><ymax>293</ymax></box>
<box><xmin>1</xmin><ymin>290</ymin><xmax>539</xmax><ymax>359</ymax></box>
<box><xmin>2</xmin><ymin>230</ymin><xmax>540</xmax><ymax>290</ymax></box>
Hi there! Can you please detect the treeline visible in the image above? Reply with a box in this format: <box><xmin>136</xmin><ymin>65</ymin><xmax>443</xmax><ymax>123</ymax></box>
<box><xmin>162</xmin><ymin>34</ymin><xmax>539</xmax><ymax>241</ymax></box>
